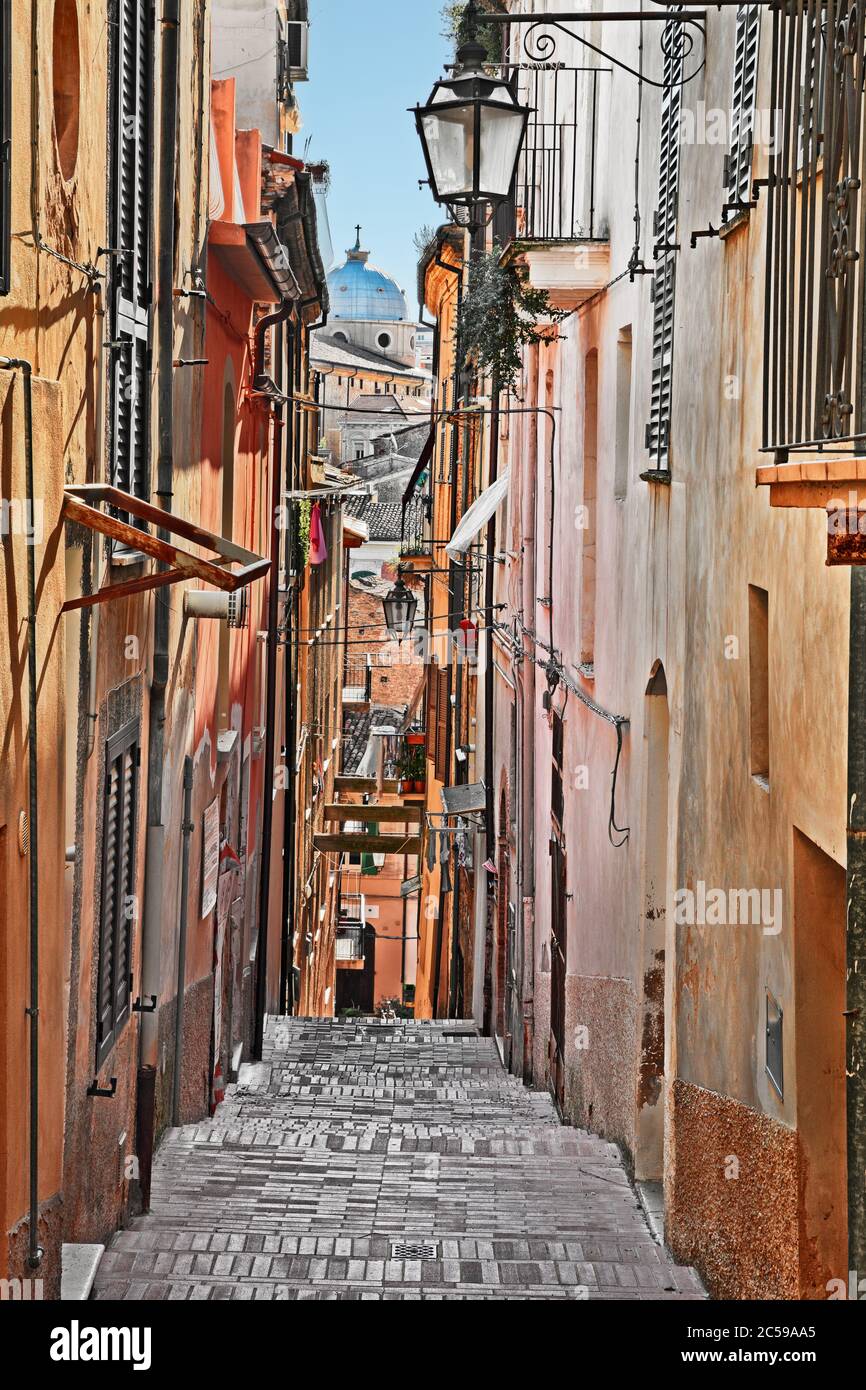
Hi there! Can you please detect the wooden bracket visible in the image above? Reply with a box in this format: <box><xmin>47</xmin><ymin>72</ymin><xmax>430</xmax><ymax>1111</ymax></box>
<box><xmin>61</xmin><ymin>484</ymin><xmax>270</xmax><ymax>612</ymax></box>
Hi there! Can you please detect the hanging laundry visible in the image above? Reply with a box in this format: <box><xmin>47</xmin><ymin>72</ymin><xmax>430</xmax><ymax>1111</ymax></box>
<box><xmin>440</xmin><ymin>831</ymin><xmax>452</xmax><ymax>892</ymax></box>
<box><xmin>441</xmin><ymin>856</ymin><xmax>452</xmax><ymax>894</ymax></box>
<box><xmin>308</xmin><ymin>501</ymin><xmax>328</xmax><ymax>565</ymax></box>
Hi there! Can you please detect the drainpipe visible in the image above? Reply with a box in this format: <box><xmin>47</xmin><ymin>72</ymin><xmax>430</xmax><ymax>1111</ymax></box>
<box><xmin>138</xmin><ymin>0</ymin><xmax>180</xmax><ymax>1204</ymax></box>
<box><xmin>86</xmin><ymin>281</ymin><xmax>107</xmax><ymax>758</ymax></box>
<box><xmin>0</xmin><ymin>357</ymin><xmax>42</xmax><ymax>1268</ymax></box>
<box><xmin>482</xmin><ymin>374</ymin><xmax>501</xmax><ymax>1034</ymax></box>
<box><xmin>847</xmin><ymin>566</ymin><xmax>866</xmax><ymax>1273</ymax></box>
<box><xmin>521</xmin><ymin>356</ymin><xmax>540</xmax><ymax>1084</ymax></box>
<box><xmin>171</xmin><ymin>758</ymin><xmax>194</xmax><ymax>1125</ymax></box>
<box><xmin>432</xmin><ymin>246</ymin><xmax>463</xmax><ymax>1018</ymax></box>
<box><xmin>279</xmin><ymin>327</ymin><xmax>297</xmax><ymax>1013</ymax></box>
<box><xmin>252</xmin><ymin>301</ymin><xmax>293</xmax><ymax>1059</ymax></box>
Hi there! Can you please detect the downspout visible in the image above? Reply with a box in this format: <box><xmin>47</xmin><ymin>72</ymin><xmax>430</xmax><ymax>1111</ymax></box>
<box><xmin>521</xmin><ymin>357</ymin><xmax>540</xmax><ymax>1084</ymax></box>
<box><xmin>482</xmin><ymin>375</ymin><xmax>500</xmax><ymax>1035</ymax></box>
<box><xmin>0</xmin><ymin>356</ymin><xmax>42</xmax><ymax>1268</ymax></box>
<box><xmin>171</xmin><ymin>758</ymin><xmax>194</xmax><ymax>1124</ymax></box>
<box><xmin>279</xmin><ymin>327</ymin><xmax>297</xmax><ymax>1013</ymax></box>
<box><xmin>447</xmin><ymin>237</ymin><xmax>479</xmax><ymax>1019</ymax></box>
<box><xmin>847</xmin><ymin>566</ymin><xmax>866</xmax><ymax>1273</ymax></box>
<box><xmin>252</xmin><ymin>299</ymin><xmax>293</xmax><ymax>1060</ymax></box>
<box><xmin>138</xmin><ymin>0</ymin><xmax>180</xmax><ymax>1206</ymax></box>
<box><xmin>432</xmin><ymin>245</ymin><xmax>462</xmax><ymax>1018</ymax></box>
<box><xmin>86</xmin><ymin>281</ymin><xmax>107</xmax><ymax>758</ymax></box>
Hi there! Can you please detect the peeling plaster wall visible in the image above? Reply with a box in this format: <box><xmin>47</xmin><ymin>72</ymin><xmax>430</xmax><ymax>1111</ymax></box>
<box><xmin>494</xmin><ymin>0</ymin><xmax>850</xmax><ymax>1297</ymax></box>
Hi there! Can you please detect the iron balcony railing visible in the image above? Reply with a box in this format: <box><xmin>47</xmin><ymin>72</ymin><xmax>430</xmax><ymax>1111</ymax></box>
<box><xmin>764</xmin><ymin>0</ymin><xmax>866</xmax><ymax>456</ymax></box>
<box><xmin>343</xmin><ymin>653</ymin><xmax>373</xmax><ymax>703</ymax></box>
<box><xmin>336</xmin><ymin>922</ymin><xmax>364</xmax><ymax>962</ymax></box>
<box><xmin>497</xmin><ymin>65</ymin><xmax>609</xmax><ymax>245</ymax></box>
<box><xmin>400</xmin><ymin>490</ymin><xmax>431</xmax><ymax>559</ymax></box>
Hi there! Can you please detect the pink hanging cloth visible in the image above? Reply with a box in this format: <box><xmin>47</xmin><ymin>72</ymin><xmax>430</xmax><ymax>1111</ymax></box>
<box><xmin>308</xmin><ymin>502</ymin><xmax>328</xmax><ymax>566</ymax></box>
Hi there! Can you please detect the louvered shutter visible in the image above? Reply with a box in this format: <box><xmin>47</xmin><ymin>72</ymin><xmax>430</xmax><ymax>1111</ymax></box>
<box><xmin>425</xmin><ymin>663</ymin><xmax>439</xmax><ymax>764</ymax></box>
<box><xmin>108</xmin><ymin>0</ymin><xmax>152</xmax><ymax>518</ymax></box>
<box><xmin>97</xmin><ymin>759</ymin><xmax>120</xmax><ymax>1063</ymax></box>
<box><xmin>97</xmin><ymin>723</ymin><xmax>139</xmax><ymax>1066</ymax></box>
<box><xmin>435</xmin><ymin>665</ymin><xmax>450</xmax><ymax>783</ymax></box>
<box><xmin>725</xmin><ymin>6</ymin><xmax>760</xmax><ymax>208</ymax></box>
<box><xmin>113</xmin><ymin>739</ymin><xmax>138</xmax><ymax>1034</ymax></box>
<box><xmin>0</xmin><ymin>1</ymin><xmax>10</xmax><ymax>296</ymax></box>
<box><xmin>646</xmin><ymin>13</ymin><xmax>684</xmax><ymax>472</ymax></box>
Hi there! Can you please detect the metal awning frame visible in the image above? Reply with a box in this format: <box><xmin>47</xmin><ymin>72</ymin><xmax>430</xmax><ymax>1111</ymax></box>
<box><xmin>61</xmin><ymin>484</ymin><xmax>270</xmax><ymax>613</ymax></box>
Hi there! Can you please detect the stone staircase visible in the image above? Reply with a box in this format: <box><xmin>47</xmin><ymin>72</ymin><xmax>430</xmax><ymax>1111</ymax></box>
<box><xmin>92</xmin><ymin>1017</ymin><xmax>705</xmax><ymax>1301</ymax></box>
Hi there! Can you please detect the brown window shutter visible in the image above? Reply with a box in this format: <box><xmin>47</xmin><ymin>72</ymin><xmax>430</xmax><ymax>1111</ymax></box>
<box><xmin>97</xmin><ymin>722</ymin><xmax>140</xmax><ymax>1067</ymax></box>
<box><xmin>435</xmin><ymin>665</ymin><xmax>450</xmax><ymax>782</ymax></box>
<box><xmin>425</xmin><ymin>663</ymin><xmax>439</xmax><ymax>764</ymax></box>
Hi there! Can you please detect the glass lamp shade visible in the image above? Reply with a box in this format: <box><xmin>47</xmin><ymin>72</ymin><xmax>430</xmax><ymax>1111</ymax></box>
<box><xmin>382</xmin><ymin>579</ymin><xmax>418</xmax><ymax>638</ymax></box>
<box><xmin>413</xmin><ymin>57</ymin><xmax>529</xmax><ymax>209</ymax></box>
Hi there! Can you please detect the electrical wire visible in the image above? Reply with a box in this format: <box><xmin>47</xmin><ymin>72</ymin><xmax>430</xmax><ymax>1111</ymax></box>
<box><xmin>499</xmin><ymin>618</ymin><xmax>631</xmax><ymax>849</ymax></box>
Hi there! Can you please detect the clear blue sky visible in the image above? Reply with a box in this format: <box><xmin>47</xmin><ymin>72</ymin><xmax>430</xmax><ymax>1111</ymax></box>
<box><xmin>299</xmin><ymin>0</ymin><xmax>451</xmax><ymax>315</ymax></box>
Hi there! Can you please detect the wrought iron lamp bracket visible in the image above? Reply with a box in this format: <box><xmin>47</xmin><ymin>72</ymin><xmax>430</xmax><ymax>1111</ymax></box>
<box><xmin>483</xmin><ymin>9</ymin><xmax>707</xmax><ymax>90</ymax></box>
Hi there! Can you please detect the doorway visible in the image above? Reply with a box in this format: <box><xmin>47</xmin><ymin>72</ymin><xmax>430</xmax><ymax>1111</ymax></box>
<box><xmin>793</xmin><ymin>828</ymin><xmax>847</xmax><ymax>1296</ymax></box>
<box><xmin>636</xmin><ymin>663</ymin><xmax>670</xmax><ymax>1181</ymax></box>
<box><xmin>549</xmin><ymin>711</ymin><xmax>567</xmax><ymax>1111</ymax></box>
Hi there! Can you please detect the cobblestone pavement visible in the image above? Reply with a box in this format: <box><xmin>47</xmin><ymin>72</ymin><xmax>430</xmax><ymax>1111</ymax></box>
<box><xmin>93</xmin><ymin>1018</ymin><xmax>706</xmax><ymax>1301</ymax></box>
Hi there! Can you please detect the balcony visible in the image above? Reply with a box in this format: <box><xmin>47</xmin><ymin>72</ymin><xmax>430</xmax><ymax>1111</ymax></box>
<box><xmin>399</xmin><ymin>490</ymin><xmax>433</xmax><ymax>568</ymax></box>
<box><xmin>343</xmin><ymin>654</ymin><xmax>373</xmax><ymax>706</ymax></box>
<box><xmin>763</xmin><ymin>2</ymin><xmax>866</xmax><ymax>461</ymax></box>
<box><xmin>757</xmin><ymin>2</ymin><xmax>866</xmax><ymax>562</ymax></box>
<box><xmin>336</xmin><ymin>922</ymin><xmax>365</xmax><ymax>967</ymax></box>
<box><xmin>497</xmin><ymin>63</ymin><xmax>610</xmax><ymax>309</ymax></box>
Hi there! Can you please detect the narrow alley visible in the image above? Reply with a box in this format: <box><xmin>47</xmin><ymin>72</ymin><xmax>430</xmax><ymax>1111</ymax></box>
<box><xmin>92</xmin><ymin>1018</ymin><xmax>704</xmax><ymax>1302</ymax></box>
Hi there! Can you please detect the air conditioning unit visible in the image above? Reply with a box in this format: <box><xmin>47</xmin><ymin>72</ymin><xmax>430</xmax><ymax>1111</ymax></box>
<box><xmin>182</xmin><ymin>587</ymin><xmax>249</xmax><ymax>629</ymax></box>
<box><xmin>281</xmin><ymin>19</ymin><xmax>309</xmax><ymax>86</ymax></box>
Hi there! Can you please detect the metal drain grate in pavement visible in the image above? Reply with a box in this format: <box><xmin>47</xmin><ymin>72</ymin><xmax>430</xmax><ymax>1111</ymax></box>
<box><xmin>390</xmin><ymin>1240</ymin><xmax>439</xmax><ymax>1261</ymax></box>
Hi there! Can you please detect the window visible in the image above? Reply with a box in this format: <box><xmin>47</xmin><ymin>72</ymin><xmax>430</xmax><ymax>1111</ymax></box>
<box><xmin>614</xmin><ymin>327</ymin><xmax>632</xmax><ymax>500</ymax></box>
<box><xmin>0</xmin><ymin>0</ymin><xmax>10</xmax><ymax>296</ymax></box>
<box><xmin>377</xmin><ymin>331</ymin><xmax>392</xmax><ymax>350</ymax></box>
<box><xmin>551</xmin><ymin>711</ymin><xmax>564</xmax><ymax>831</ymax></box>
<box><xmin>748</xmin><ymin>585</ymin><xmax>769</xmax><ymax>785</ymax></box>
<box><xmin>97</xmin><ymin>722</ymin><xmax>140</xmax><ymax>1066</ymax></box>
<box><xmin>426</xmin><ymin>662</ymin><xmax>450</xmax><ymax>784</ymax></box>
<box><xmin>724</xmin><ymin>5</ymin><xmax>760</xmax><ymax>212</ymax></box>
<box><xmin>52</xmin><ymin>0</ymin><xmax>81</xmax><ymax>181</ymax></box>
<box><xmin>107</xmin><ymin>0</ymin><xmax>152</xmax><ymax>522</ymax></box>
<box><xmin>354</xmin><ymin>443</ymin><xmax>365</xmax><ymax>461</ymax></box>
<box><xmin>645</xmin><ymin>12</ymin><xmax>683</xmax><ymax>474</ymax></box>
<box><xmin>580</xmin><ymin>350</ymin><xmax>597</xmax><ymax>666</ymax></box>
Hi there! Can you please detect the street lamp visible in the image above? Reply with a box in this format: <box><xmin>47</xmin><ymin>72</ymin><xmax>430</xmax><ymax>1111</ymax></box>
<box><xmin>412</xmin><ymin>0</ymin><xmax>529</xmax><ymax>224</ymax></box>
<box><xmin>382</xmin><ymin>575</ymin><xmax>418</xmax><ymax>639</ymax></box>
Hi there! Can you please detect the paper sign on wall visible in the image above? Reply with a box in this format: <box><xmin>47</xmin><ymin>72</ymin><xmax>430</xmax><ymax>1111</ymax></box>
<box><xmin>201</xmin><ymin>799</ymin><xmax>220</xmax><ymax>917</ymax></box>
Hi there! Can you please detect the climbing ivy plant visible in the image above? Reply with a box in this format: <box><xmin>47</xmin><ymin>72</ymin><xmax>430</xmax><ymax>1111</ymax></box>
<box><xmin>457</xmin><ymin>249</ymin><xmax>570</xmax><ymax>394</ymax></box>
<box><xmin>294</xmin><ymin>499</ymin><xmax>312</xmax><ymax>571</ymax></box>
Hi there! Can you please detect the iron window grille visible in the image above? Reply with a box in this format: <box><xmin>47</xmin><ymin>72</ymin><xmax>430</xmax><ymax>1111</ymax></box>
<box><xmin>107</xmin><ymin>0</ymin><xmax>153</xmax><ymax>529</ymax></box>
<box><xmin>645</xmin><ymin>13</ymin><xmax>684</xmax><ymax>474</ymax></box>
<box><xmin>0</xmin><ymin>0</ymin><xmax>10</xmax><ymax>296</ymax></box>
<box><xmin>724</xmin><ymin>5</ymin><xmax>761</xmax><ymax>214</ymax></box>
<box><xmin>97</xmin><ymin>721</ymin><xmax>140</xmax><ymax>1067</ymax></box>
<box><xmin>763</xmin><ymin>0</ymin><xmax>866</xmax><ymax>456</ymax></box>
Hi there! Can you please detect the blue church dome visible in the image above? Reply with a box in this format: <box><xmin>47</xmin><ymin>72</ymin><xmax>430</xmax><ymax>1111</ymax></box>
<box><xmin>327</xmin><ymin>228</ymin><xmax>408</xmax><ymax>322</ymax></box>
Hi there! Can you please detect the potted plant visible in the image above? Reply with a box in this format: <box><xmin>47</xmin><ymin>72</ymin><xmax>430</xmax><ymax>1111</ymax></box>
<box><xmin>410</xmin><ymin>744</ymin><xmax>426</xmax><ymax>792</ymax></box>
<box><xmin>396</xmin><ymin>745</ymin><xmax>414</xmax><ymax>794</ymax></box>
